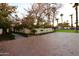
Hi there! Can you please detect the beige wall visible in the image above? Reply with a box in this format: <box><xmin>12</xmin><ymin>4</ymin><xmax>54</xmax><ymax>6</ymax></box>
<box><xmin>35</xmin><ymin>28</ymin><xmax>54</xmax><ymax>34</ymax></box>
<box><xmin>0</xmin><ymin>29</ymin><xmax>2</xmax><ymax>34</ymax></box>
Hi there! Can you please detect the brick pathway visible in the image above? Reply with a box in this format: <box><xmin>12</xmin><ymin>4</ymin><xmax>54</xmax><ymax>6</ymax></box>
<box><xmin>0</xmin><ymin>32</ymin><xmax>79</xmax><ymax>56</ymax></box>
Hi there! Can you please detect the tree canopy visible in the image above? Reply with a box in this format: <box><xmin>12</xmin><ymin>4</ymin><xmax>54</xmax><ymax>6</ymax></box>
<box><xmin>0</xmin><ymin>3</ymin><xmax>16</xmax><ymax>34</ymax></box>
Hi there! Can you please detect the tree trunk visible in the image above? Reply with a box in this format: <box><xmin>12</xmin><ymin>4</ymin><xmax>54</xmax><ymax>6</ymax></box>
<box><xmin>75</xmin><ymin>6</ymin><xmax>78</xmax><ymax>32</ymax></box>
<box><xmin>2</xmin><ymin>28</ymin><xmax>7</xmax><ymax>35</ymax></box>
<box><xmin>61</xmin><ymin>16</ymin><xmax>63</xmax><ymax>24</ymax></box>
<box><xmin>57</xmin><ymin>20</ymin><xmax>58</xmax><ymax>26</ymax></box>
<box><xmin>53</xmin><ymin>13</ymin><xmax>55</xmax><ymax>27</ymax></box>
<box><xmin>9</xmin><ymin>27</ymin><xmax>12</xmax><ymax>34</ymax></box>
<box><xmin>71</xmin><ymin>15</ymin><xmax>73</xmax><ymax>28</ymax></box>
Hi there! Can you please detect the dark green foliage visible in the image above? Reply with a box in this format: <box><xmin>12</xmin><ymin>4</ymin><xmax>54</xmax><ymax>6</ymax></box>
<box><xmin>34</xmin><ymin>25</ymin><xmax>41</xmax><ymax>28</ymax></box>
<box><xmin>0</xmin><ymin>17</ymin><xmax>11</xmax><ymax>28</ymax></box>
<box><xmin>0</xmin><ymin>33</ymin><xmax>15</xmax><ymax>41</ymax></box>
<box><xmin>40</xmin><ymin>29</ymin><xmax>43</xmax><ymax>31</ymax></box>
<box><xmin>14</xmin><ymin>24</ymin><xmax>24</xmax><ymax>31</ymax></box>
<box><xmin>31</xmin><ymin>29</ymin><xmax>37</xmax><ymax>34</ymax></box>
<box><xmin>0</xmin><ymin>3</ymin><xmax>16</xmax><ymax>35</ymax></box>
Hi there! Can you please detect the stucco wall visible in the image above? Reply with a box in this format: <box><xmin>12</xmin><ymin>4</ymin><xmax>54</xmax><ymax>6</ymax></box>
<box><xmin>17</xmin><ymin>28</ymin><xmax>54</xmax><ymax>34</ymax></box>
<box><xmin>0</xmin><ymin>29</ymin><xmax>2</xmax><ymax>34</ymax></box>
<box><xmin>35</xmin><ymin>28</ymin><xmax>54</xmax><ymax>34</ymax></box>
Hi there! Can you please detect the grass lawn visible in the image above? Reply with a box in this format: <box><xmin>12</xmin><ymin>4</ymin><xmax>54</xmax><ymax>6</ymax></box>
<box><xmin>56</xmin><ymin>29</ymin><xmax>77</xmax><ymax>33</ymax></box>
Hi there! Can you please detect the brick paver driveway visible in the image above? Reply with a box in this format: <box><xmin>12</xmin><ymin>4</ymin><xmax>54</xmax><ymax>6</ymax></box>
<box><xmin>0</xmin><ymin>32</ymin><xmax>79</xmax><ymax>56</ymax></box>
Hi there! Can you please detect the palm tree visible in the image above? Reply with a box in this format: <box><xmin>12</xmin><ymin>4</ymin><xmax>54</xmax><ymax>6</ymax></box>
<box><xmin>52</xmin><ymin>7</ymin><xmax>56</xmax><ymax>27</ymax></box>
<box><xmin>70</xmin><ymin>14</ymin><xmax>73</xmax><ymax>29</ymax></box>
<box><xmin>73</xmin><ymin>3</ymin><xmax>79</xmax><ymax>32</ymax></box>
<box><xmin>56</xmin><ymin>18</ymin><xmax>59</xmax><ymax>26</ymax></box>
<box><xmin>60</xmin><ymin>13</ymin><xmax>63</xmax><ymax>24</ymax></box>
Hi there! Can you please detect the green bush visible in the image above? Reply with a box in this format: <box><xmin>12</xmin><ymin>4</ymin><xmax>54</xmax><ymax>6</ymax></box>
<box><xmin>40</xmin><ymin>29</ymin><xmax>43</xmax><ymax>31</ymax></box>
<box><xmin>0</xmin><ymin>33</ymin><xmax>15</xmax><ymax>41</ymax></box>
<box><xmin>31</xmin><ymin>29</ymin><xmax>37</xmax><ymax>34</ymax></box>
<box><xmin>8</xmin><ymin>34</ymin><xmax>15</xmax><ymax>39</ymax></box>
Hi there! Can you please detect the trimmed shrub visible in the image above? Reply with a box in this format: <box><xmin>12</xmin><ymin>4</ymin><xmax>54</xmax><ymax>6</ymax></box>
<box><xmin>31</xmin><ymin>29</ymin><xmax>37</xmax><ymax>34</ymax></box>
<box><xmin>40</xmin><ymin>29</ymin><xmax>43</xmax><ymax>31</ymax></box>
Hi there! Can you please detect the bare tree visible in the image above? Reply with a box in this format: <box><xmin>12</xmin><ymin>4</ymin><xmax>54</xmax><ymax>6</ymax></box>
<box><xmin>26</xmin><ymin>3</ymin><xmax>62</xmax><ymax>27</ymax></box>
<box><xmin>44</xmin><ymin>3</ymin><xmax>62</xmax><ymax>26</ymax></box>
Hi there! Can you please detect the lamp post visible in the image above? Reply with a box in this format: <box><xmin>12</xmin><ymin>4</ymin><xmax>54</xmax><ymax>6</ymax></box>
<box><xmin>60</xmin><ymin>13</ymin><xmax>63</xmax><ymax>24</ymax></box>
<box><xmin>70</xmin><ymin>14</ymin><xmax>73</xmax><ymax>29</ymax></box>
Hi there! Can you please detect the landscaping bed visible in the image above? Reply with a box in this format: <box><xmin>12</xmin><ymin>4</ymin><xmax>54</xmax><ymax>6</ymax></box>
<box><xmin>34</xmin><ymin>28</ymin><xmax>54</xmax><ymax>34</ymax></box>
<box><xmin>13</xmin><ymin>32</ymin><xmax>28</xmax><ymax>37</ymax></box>
<box><xmin>34</xmin><ymin>31</ymin><xmax>54</xmax><ymax>36</ymax></box>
